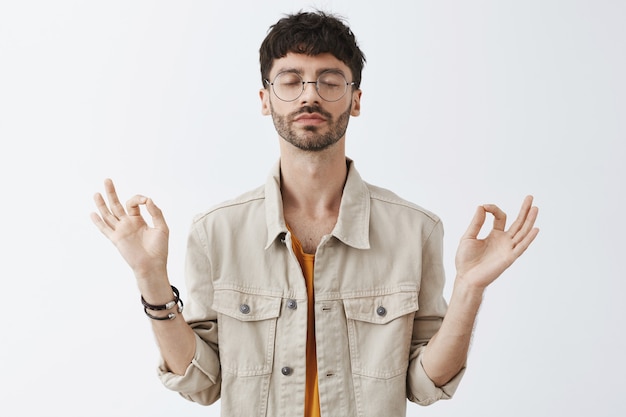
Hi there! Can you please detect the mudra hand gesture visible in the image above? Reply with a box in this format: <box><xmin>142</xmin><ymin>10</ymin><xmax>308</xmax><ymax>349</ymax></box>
<box><xmin>90</xmin><ymin>179</ymin><xmax>170</xmax><ymax>280</ymax></box>
<box><xmin>455</xmin><ymin>195</ymin><xmax>539</xmax><ymax>289</ymax></box>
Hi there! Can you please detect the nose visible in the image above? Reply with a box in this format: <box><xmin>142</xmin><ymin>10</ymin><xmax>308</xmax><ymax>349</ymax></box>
<box><xmin>300</xmin><ymin>81</ymin><xmax>320</xmax><ymax>103</ymax></box>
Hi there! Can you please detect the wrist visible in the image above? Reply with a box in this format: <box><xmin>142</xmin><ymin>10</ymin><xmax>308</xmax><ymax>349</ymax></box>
<box><xmin>135</xmin><ymin>275</ymin><xmax>173</xmax><ymax>306</ymax></box>
<box><xmin>133</xmin><ymin>264</ymin><xmax>168</xmax><ymax>281</ymax></box>
<box><xmin>451</xmin><ymin>278</ymin><xmax>486</xmax><ymax>307</ymax></box>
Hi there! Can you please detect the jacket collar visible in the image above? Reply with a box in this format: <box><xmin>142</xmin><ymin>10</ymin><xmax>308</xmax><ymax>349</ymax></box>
<box><xmin>265</xmin><ymin>159</ymin><xmax>371</xmax><ymax>250</ymax></box>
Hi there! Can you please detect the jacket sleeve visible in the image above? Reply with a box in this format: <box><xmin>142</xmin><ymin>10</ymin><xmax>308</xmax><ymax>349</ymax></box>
<box><xmin>406</xmin><ymin>219</ymin><xmax>465</xmax><ymax>405</ymax></box>
<box><xmin>157</xmin><ymin>220</ymin><xmax>221</xmax><ymax>405</ymax></box>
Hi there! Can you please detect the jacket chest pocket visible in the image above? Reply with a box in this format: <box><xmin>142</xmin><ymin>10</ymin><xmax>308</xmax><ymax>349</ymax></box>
<box><xmin>213</xmin><ymin>289</ymin><xmax>282</xmax><ymax>377</ymax></box>
<box><xmin>343</xmin><ymin>290</ymin><xmax>419</xmax><ymax>379</ymax></box>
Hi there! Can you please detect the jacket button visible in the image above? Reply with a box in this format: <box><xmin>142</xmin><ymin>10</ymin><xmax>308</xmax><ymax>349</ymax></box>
<box><xmin>376</xmin><ymin>306</ymin><xmax>387</xmax><ymax>317</ymax></box>
<box><xmin>239</xmin><ymin>304</ymin><xmax>251</xmax><ymax>314</ymax></box>
<box><xmin>286</xmin><ymin>299</ymin><xmax>297</xmax><ymax>310</ymax></box>
<box><xmin>281</xmin><ymin>366</ymin><xmax>293</xmax><ymax>376</ymax></box>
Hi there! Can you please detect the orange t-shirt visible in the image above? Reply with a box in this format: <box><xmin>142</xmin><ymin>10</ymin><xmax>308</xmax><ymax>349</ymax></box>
<box><xmin>290</xmin><ymin>232</ymin><xmax>321</xmax><ymax>417</ymax></box>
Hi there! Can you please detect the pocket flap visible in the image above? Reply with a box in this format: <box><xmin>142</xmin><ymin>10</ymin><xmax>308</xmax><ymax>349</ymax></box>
<box><xmin>343</xmin><ymin>291</ymin><xmax>418</xmax><ymax>324</ymax></box>
<box><xmin>213</xmin><ymin>289</ymin><xmax>282</xmax><ymax>322</ymax></box>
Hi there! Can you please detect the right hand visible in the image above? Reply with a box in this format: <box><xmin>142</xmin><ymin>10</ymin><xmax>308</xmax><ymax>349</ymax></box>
<box><xmin>91</xmin><ymin>179</ymin><xmax>169</xmax><ymax>280</ymax></box>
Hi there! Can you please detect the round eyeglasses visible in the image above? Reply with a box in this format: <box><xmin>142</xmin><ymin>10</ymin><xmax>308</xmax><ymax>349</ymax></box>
<box><xmin>265</xmin><ymin>70</ymin><xmax>356</xmax><ymax>102</ymax></box>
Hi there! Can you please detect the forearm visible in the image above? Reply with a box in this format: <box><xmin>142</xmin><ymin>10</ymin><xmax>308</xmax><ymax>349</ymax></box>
<box><xmin>91</xmin><ymin>181</ymin><xmax>198</xmax><ymax>375</ymax></box>
<box><xmin>137</xmin><ymin>273</ymin><xmax>196</xmax><ymax>376</ymax></box>
<box><xmin>422</xmin><ymin>278</ymin><xmax>484</xmax><ymax>386</ymax></box>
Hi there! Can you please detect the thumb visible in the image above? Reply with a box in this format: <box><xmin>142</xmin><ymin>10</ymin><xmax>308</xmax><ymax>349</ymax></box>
<box><xmin>462</xmin><ymin>206</ymin><xmax>486</xmax><ymax>240</ymax></box>
<box><xmin>145</xmin><ymin>198</ymin><xmax>169</xmax><ymax>232</ymax></box>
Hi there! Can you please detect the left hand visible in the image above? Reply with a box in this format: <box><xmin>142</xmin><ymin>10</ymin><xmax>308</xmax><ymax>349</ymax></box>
<box><xmin>455</xmin><ymin>195</ymin><xmax>539</xmax><ymax>289</ymax></box>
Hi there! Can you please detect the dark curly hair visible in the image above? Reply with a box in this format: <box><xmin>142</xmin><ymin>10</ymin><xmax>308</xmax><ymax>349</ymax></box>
<box><xmin>259</xmin><ymin>11</ymin><xmax>366</xmax><ymax>88</ymax></box>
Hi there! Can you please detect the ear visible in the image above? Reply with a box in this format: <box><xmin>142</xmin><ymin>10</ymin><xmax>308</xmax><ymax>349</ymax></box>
<box><xmin>350</xmin><ymin>89</ymin><xmax>362</xmax><ymax>117</ymax></box>
<box><xmin>260</xmin><ymin>88</ymin><xmax>271</xmax><ymax>116</ymax></box>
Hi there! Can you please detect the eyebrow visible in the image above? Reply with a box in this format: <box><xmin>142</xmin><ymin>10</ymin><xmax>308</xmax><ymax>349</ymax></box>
<box><xmin>274</xmin><ymin>67</ymin><xmax>347</xmax><ymax>77</ymax></box>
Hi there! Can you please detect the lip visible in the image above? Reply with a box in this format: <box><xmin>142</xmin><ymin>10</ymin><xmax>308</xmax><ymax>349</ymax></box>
<box><xmin>293</xmin><ymin>113</ymin><xmax>327</xmax><ymax>123</ymax></box>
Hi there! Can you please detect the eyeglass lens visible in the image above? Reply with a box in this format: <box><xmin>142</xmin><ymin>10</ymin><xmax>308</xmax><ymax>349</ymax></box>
<box><xmin>272</xmin><ymin>71</ymin><xmax>350</xmax><ymax>102</ymax></box>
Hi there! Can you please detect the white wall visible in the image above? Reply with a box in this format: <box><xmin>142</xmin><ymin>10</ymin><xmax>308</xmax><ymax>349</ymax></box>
<box><xmin>1</xmin><ymin>1</ymin><xmax>624</xmax><ymax>416</ymax></box>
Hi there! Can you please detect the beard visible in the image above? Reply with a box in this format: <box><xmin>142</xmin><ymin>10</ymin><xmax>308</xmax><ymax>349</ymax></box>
<box><xmin>270</xmin><ymin>102</ymin><xmax>352</xmax><ymax>152</ymax></box>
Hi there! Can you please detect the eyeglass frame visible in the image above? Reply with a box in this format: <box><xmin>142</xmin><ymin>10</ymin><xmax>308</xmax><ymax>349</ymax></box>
<box><xmin>264</xmin><ymin>70</ymin><xmax>357</xmax><ymax>102</ymax></box>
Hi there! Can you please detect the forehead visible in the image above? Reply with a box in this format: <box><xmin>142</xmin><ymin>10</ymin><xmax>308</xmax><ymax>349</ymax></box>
<box><xmin>269</xmin><ymin>52</ymin><xmax>352</xmax><ymax>78</ymax></box>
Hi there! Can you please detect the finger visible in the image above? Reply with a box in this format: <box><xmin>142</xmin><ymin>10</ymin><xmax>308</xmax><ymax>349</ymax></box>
<box><xmin>145</xmin><ymin>198</ymin><xmax>169</xmax><ymax>232</ymax></box>
<box><xmin>507</xmin><ymin>195</ymin><xmax>533</xmax><ymax>236</ymax></box>
<box><xmin>482</xmin><ymin>204</ymin><xmax>507</xmax><ymax>231</ymax></box>
<box><xmin>512</xmin><ymin>205</ymin><xmax>539</xmax><ymax>247</ymax></box>
<box><xmin>93</xmin><ymin>191</ymin><xmax>119</xmax><ymax>229</ymax></box>
<box><xmin>512</xmin><ymin>226</ymin><xmax>540</xmax><ymax>258</ymax></box>
<box><xmin>125</xmin><ymin>194</ymin><xmax>148</xmax><ymax>217</ymax></box>
<box><xmin>462</xmin><ymin>206</ymin><xmax>486</xmax><ymax>240</ymax></box>
<box><xmin>90</xmin><ymin>211</ymin><xmax>113</xmax><ymax>238</ymax></box>
<box><xmin>104</xmin><ymin>178</ymin><xmax>127</xmax><ymax>218</ymax></box>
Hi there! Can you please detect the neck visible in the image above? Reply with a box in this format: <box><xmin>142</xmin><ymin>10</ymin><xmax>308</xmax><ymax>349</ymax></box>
<box><xmin>279</xmin><ymin>140</ymin><xmax>347</xmax><ymax>216</ymax></box>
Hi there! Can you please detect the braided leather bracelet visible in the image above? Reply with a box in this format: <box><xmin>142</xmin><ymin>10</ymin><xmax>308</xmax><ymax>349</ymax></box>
<box><xmin>141</xmin><ymin>285</ymin><xmax>180</xmax><ymax>310</ymax></box>
<box><xmin>141</xmin><ymin>285</ymin><xmax>184</xmax><ymax>321</ymax></box>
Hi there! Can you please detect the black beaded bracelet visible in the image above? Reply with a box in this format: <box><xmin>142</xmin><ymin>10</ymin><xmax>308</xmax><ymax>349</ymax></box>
<box><xmin>141</xmin><ymin>285</ymin><xmax>180</xmax><ymax>311</ymax></box>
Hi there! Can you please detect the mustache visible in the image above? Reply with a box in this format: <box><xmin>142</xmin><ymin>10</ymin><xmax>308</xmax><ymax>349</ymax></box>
<box><xmin>291</xmin><ymin>105</ymin><xmax>332</xmax><ymax>120</ymax></box>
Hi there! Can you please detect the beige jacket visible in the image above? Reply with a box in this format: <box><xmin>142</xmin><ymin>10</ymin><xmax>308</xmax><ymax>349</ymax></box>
<box><xmin>158</xmin><ymin>160</ymin><xmax>464</xmax><ymax>416</ymax></box>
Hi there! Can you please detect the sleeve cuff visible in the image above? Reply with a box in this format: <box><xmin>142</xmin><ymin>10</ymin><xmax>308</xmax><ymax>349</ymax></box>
<box><xmin>407</xmin><ymin>350</ymin><xmax>466</xmax><ymax>406</ymax></box>
<box><xmin>157</xmin><ymin>332</ymin><xmax>221</xmax><ymax>397</ymax></box>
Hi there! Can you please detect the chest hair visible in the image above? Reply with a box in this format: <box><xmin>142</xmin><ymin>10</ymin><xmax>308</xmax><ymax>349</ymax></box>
<box><xmin>285</xmin><ymin>213</ymin><xmax>338</xmax><ymax>254</ymax></box>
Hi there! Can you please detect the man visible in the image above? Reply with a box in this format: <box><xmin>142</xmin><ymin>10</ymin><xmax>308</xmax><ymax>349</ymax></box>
<box><xmin>91</xmin><ymin>11</ymin><xmax>539</xmax><ymax>417</ymax></box>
